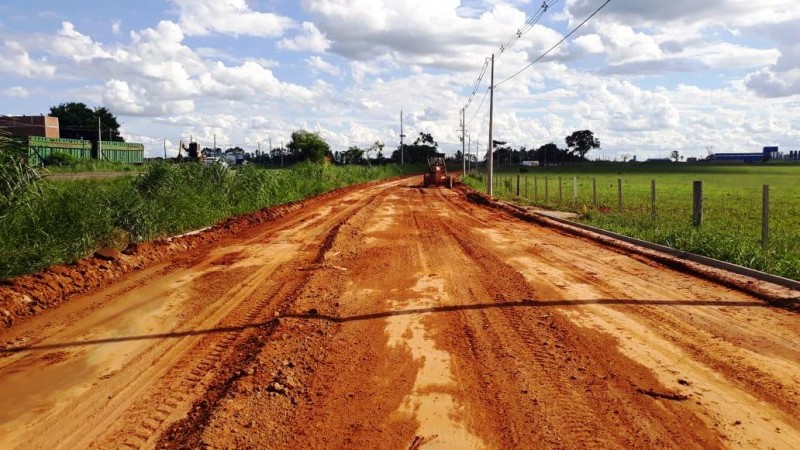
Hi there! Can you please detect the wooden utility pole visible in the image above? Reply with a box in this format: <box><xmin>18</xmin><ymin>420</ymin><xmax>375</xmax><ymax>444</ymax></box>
<box><xmin>400</xmin><ymin>108</ymin><xmax>405</xmax><ymax>165</ymax></box>
<box><xmin>461</xmin><ymin>108</ymin><xmax>466</xmax><ymax>176</ymax></box>
<box><xmin>487</xmin><ymin>54</ymin><xmax>495</xmax><ymax>196</ymax></box>
<box><xmin>97</xmin><ymin>117</ymin><xmax>102</xmax><ymax>160</ymax></box>
<box><xmin>467</xmin><ymin>134</ymin><xmax>471</xmax><ymax>173</ymax></box>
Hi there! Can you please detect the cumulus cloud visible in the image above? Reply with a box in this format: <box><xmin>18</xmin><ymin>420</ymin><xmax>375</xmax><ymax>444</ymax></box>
<box><xmin>278</xmin><ymin>22</ymin><xmax>331</xmax><ymax>52</ymax></box>
<box><xmin>306</xmin><ymin>56</ymin><xmax>340</xmax><ymax>76</ymax></box>
<box><xmin>745</xmin><ymin>19</ymin><xmax>800</xmax><ymax>97</ymax></box>
<box><xmin>103</xmin><ymin>79</ymin><xmax>195</xmax><ymax>116</ymax></box>
<box><xmin>301</xmin><ymin>0</ymin><xmax>540</xmax><ymax>70</ymax></box>
<box><xmin>170</xmin><ymin>0</ymin><xmax>294</xmax><ymax>37</ymax></box>
<box><xmin>0</xmin><ymin>41</ymin><xmax>56</xmax><ymax>78</ymax></box>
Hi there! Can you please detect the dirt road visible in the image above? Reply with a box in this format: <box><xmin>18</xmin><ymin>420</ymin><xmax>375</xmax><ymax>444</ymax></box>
<box><xmin>1</xmin><ymin>177</ymin><xmax>798</xmax><ymax>449</ymax></box>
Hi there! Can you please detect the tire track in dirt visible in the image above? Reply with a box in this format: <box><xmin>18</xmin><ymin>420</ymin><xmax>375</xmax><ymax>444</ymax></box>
<box><xmin>1</xmin><ymin>177</ymin><xmax>798</xmax><ymax>449</ymax></box>
<box><xmin>0</xmin><ymin>179</ymin><xmax>406</xmax><ymax>449</ymax></box>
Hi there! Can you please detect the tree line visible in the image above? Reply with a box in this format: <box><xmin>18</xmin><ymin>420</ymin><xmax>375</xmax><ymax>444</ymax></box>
<box><xmin>44</xmin><ymin>102</ymin><xmax>602</xmax><ymax>167</ymax></box>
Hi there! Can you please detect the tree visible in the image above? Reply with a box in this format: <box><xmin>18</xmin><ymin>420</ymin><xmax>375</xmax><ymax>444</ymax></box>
<box><xmin>565</xmin><ymin>130</ymin><xmax>600</xmax><ymax>161</ymax></box>
<box><xmin>670</xmin><ymin>150</ymin><xmax>683</xmax><ymax>162</ymax></box>
<box><xmin>49</xmin><ymin>102</ymin><xmax>124</xmax><ymax>142</ymax></box>
<box><xmin>391</xmin><ymin>132</ymin><xmax>440</xmax><ymax>164</ymax></box>
<box><xmin>287</xmin><ymin>130</ymin><xmax>332</xmax><ymax>163</ymax></box>
<box><xmin>340</xmin><ymin>146</ymin><xmax>365</xmax><ymax>165</ymax></box>
<box><xmin>533</xmin><ymin>143</ymin><xmax>573</xmax><ymax>166</ymax></box>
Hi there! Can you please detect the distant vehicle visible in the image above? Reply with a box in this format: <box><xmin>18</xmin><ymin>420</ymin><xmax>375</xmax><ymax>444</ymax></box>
<box><xmin>202</xmin><ymin>157</ymin><xmax>228</xmax><ymax>168</ymax></box>
<box><xmin>423</xmin><ymin>153</ymin><xmax>453</xmax><ymax>188</ymax></box>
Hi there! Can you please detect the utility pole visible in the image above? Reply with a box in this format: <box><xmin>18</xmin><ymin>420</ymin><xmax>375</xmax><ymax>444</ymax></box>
<box><xmin>213</xmin><ymin>133</ymin><xmax>216</xmax><ymax>153</ymax></box>
<box><xmin>97</xmin><ymin>117</ymin><xmax>102</xmax><ymax>160</ymax></box>
<box><xmin>163</xmin><ymin>138</ymin><xmax>167</xmax><ymax>159</ymax></box>
<box><xmin>487</xmin><ymin>53</ymin><xmax>495</xmax><ymax>196</ymax></box>
<box><xmin>399</xmin><ymin>107</ymin><xmax>405</xmax><ymax>165</ymax></box>
<box><xmin>280</xmin><ymin>139</ymin><xmax>284</xmax><ymax>167</ymax></box>
<box><xmin>461</xmin><ymin>108</ymin><xmax>466</xmax><ymax>176</ymax></box>
<box><xmin>468</xmin><ymin>134</ymin><xmax>471</xmax><ymax>173</ymax></box>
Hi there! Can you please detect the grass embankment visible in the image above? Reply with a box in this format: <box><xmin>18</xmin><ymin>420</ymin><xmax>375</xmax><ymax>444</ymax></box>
<box><xmin>0</xmin><ymin>162</ymin><xmax>419</xmax><ymax>280</ymax></box>
<box><xmin>464</xmin><ymin>164</ymin><xmax>800</xmax><ymax>280</ymax></box>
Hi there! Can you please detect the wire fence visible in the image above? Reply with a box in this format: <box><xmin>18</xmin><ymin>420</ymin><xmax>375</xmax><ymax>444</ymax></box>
<box><xmin>466</xmin><ymin>170</ymin><xmax>800</xmax><ymax>280</ymax></box>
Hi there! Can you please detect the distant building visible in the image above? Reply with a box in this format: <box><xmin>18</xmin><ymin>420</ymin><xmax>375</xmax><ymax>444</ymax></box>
<box><xmin>521</xmin><ymin>160</ymin><xmax>539</xmax><ymax>167</ymax></box>
<box><xmin>710</xmin><ymin>147</ymin><xmax>778</xmax><ymax>163</ymax></box>
<box><xmin>0</xmin><ymin>115</ymin><xmax>60</xmax><ymax>138</ymax></box>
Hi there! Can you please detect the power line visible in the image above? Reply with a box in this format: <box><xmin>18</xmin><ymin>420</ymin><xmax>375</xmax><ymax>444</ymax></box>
<box><xmin>495</xmin><ymin>0</ymin><xmax>561</xmax><ymax>60</ymax></box>
<box><xmin>494</xmin><ymin>0</ymin><xmax>611</xmax><ymax>88</ymax></box>
<box><xmin>466</xmin><ymin>88</ymin><xmax>490</xmax><ymax>128</ymax></box>
<box><xmin>462</xmin><ymin>58</ymin><xmax>489</xmax><ymax>112</ymax></box>
<box><xmin>461</xmin><ymin>0</ymin><xmax>559</xmax><ymax>114</ymax></box>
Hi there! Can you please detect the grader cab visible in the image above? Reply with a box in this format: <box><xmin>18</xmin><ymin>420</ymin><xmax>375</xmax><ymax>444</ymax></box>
<box><xmin>423</xmin><ymin>153</ymin><xmax>453</xmax><ymax>188</ymax></box>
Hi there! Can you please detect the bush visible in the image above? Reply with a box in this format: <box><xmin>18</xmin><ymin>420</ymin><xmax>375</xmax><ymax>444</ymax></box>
<box><xmin>42</xmin><ymin>152</ymin><xmax>81</xmax><ymax>167</ymax></box>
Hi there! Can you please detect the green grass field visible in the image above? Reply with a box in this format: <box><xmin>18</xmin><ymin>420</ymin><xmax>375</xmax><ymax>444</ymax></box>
<box><xmin>463</xmin><ymin>163</ymin><xmax>800</xmax><ymax>281</ymax></box>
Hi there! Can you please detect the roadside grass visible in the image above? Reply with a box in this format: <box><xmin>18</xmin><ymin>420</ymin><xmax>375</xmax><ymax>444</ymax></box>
<box><xmin>463</xmin><ymin>163</ymin><xmax>800</xmax><ymax>280</ymax></box>
<box><xmin>42</xmin><ymin>159</ymin><xmax>142</xmax><ymax>173</ymax></box>
<box><xmin>0</xmin><ymin>162</ymin><xmax>420</xmax><ymax>280</ymax></box>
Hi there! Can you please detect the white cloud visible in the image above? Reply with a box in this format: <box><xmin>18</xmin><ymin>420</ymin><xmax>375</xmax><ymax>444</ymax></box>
<box><xmin>746</xmin><ymin>68</ymin><xmax>800</xmax><ymax>98</ymax></box>
<box><xmin>278</xmin><ymin>22</ymin><xmax>331</xmax><ymax>53</ymax></box>
<box><xmin>306</xmin><ymin>56</ymin><xmax>340</xmax><ymax>76</ymax></box>
<box><xmin>170</xmin><ymin>0</ymin><xmax>294</xmax><ymax>37</ymax></box>
<box><xmin>0</xmin><ymin>41</ymin><xmax>56</xmax><ymax>78</ymax></box>
<box><xmin>103</xmin><ymin>79</ymin><xmax>195</xmax><ymax>116</ymax></box>
<box><xmin>0</xmin><ymin>86</ymin><xmax>30</xmax><ymax>97</ymax></box>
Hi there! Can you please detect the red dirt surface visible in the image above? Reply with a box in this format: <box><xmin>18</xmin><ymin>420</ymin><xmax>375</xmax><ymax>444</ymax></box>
<box><xmin>1</xmin><ymin>177</ymin><xmax>798</xmax><ymax>449</ymax></box>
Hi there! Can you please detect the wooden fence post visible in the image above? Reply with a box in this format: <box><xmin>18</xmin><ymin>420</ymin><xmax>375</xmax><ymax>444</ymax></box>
<box><xmin>692</xmin><ymin>181</ymin><xmax>703</xmax><ymax>227</ymax></box>
<box><xmin>573</xmin><ymin>176</ymin><xmax>578</xmax><ymax>204</ymax></box>
<box><xmin>617</xmin><ymin>178</ymin><xmax>623</xmax><ymax>212</ymax></box>
<box><xmin>525</xmin><ymin>176</ymin><xmax>528</xmax><ymax>199</ymax></box>
<box><xmin>762</xmin><ymin>185</ymin><xmax>769</xmax><ymax>248</ymax></box>
<box><xmin>558</xmin><ymin>176</ymin><xmax>563</xmax><ymax>204</ymax></box>
<box><xmin>545</xmin><ymin>176</ymin><xmax>549</xmax><ymax>202</ymax></box>
<box><xmin>651</xmin><ymin>179</ymin><xmax>656</xmax><ymax>220</ymax></box>
<box><xmin>535</xmin><ymin>176</ymin><xmax>538</xmax><ymax>201</ymax></box>
<box><xmin>516</xmin><ymin>174</ymin><xmax>520</xmax><ymax>197</ymax></box>
<box><xmin>592</xmin><ymin>178</ymin><xmax>597</xmax><ymax>207</ymax></box>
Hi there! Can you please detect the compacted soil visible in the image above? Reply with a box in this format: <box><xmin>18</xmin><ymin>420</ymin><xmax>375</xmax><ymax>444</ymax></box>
<box><xmin>0</xmin><ymin>177</ymin><xmax>798</xmax><ymax>449</ymax></box>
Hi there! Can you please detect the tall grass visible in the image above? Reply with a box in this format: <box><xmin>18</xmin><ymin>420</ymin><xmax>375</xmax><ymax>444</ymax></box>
<box><xmin>464</xmin><ymin>164</ymin><xmax>800</xmax><ymax>280</ymax></box>
<box><xmin>0</xmin><ymin>162</ymin><xmax>417</xmax><ymax>280</ymax></box>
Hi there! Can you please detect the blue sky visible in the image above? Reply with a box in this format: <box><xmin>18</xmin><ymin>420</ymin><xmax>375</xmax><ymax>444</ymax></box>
<box><xmin>1</xmin><ymin>0</ymin><xmax>799</xmax><ymax>159</ymax></box>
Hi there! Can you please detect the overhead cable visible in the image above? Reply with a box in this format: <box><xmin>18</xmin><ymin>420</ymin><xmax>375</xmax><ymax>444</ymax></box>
<box><xmin>494</xmin><ymin>0</ymin><xmax>611</xmax><ymax>88</ymax></box>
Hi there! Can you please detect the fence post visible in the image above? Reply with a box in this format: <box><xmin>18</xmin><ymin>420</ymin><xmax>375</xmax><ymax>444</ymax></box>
<box><xmin>573</xmin><ymin>176</ymin><xmax>578</xmax><ymax>204</ymax></box>
<box><xmin>535</xmin><ymin>176</ymin><xmax>538</xmax><ymax>201</ymax></box>
<box><xmin>617</xmin><ymin>178</ymin><xmax>623</xmax><ymax>212</ymax></box>
<box><xmin>558</xmin><ymin>176</ymin><xmax>563</xmax><ymax>204</ymax></box>
<box><xmin>545</xmin><ymin>176</ymin><xmax>549</xmax><ymax>202</ymax></box>
<box><xmin>592</xmin><ymin>178</ymin><xmax>597</xmax><ymax>206</ymax></box>
<box><xmin>516</xmin><ymin>174</ymin><xmax>520</xmax><ymax>197</ymax></box>
<box><xmin>762</xmin><ymin>185</ymin><xmax>769</xmax><ymax>248</ymax></box>
<box><xmin>651</xmin><ymin>179</ymin><xmax>656</xmax><ymax>220</ymax></box>
<box><xmin>525</xmin><ymin>176</ymin><xmax>528</xmax><ymax>199</ymax></box>
<box><xmin>692</xmin><ymin>181</ymin><xmax>703</xmax><ymax>227</ymax></box>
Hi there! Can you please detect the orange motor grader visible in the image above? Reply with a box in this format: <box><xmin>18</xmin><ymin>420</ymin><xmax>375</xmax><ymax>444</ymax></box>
<box><xmin>422</xmin><ymin>153</ymin><xmax>453</xmax><ymax>188</ymax></box>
